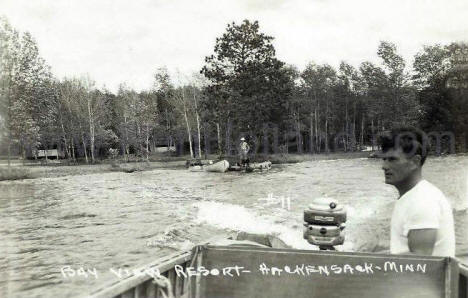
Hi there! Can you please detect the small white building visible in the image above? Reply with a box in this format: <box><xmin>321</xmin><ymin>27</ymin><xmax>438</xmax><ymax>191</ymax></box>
<box><xmin>35</xmin><ymin>149</ymin><xmax>65</xmax><ymax>159</ymax></box>
<box><xmin>154</xmin><ymin>146</ymin><xmax>176</xmax><ymax>153</ymax></box>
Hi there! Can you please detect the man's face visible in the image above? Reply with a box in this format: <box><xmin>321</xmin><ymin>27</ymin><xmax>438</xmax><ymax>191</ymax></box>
<box><xmin>381</xmin><ymin>148</ymin><xmax>420</xmax><ymax>185</ymax></box>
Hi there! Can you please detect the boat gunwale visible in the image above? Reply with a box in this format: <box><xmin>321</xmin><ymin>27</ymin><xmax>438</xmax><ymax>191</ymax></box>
<box><xmin>86</xmin><ymin>243</ymin><xmax>468</xmax><ymax>298</ymax></box>
<box><xmin>86</xmin><ymin>236</ymin><xmax>228</xmax><ymax>298</ymax></box>
<box><xmin>87</xmin><ymin>250</ymin><xmax>192</xmax><ymax>298</ymax></box>
<box><xmin>460</xmin><ymin>261</ymin><xmax>468</xmax><ymax>276</ymax></box>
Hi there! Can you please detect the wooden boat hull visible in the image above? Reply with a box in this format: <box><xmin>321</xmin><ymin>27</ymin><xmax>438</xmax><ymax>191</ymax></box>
<box><xmin>88</xmin><ymin>243</ymin><xmax>468</xmax><ymax>298</ymax></box>
<box><xmin>203</xmin><ymin>160</ymin><xmax>229</xmax><ymax>173</ymax></box>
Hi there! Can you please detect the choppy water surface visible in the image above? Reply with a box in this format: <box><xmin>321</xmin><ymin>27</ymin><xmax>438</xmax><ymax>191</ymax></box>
<box><xmin>1</xmin><ymin>156</ymin><xmax>467</xmax><ymax>297</ymax></box>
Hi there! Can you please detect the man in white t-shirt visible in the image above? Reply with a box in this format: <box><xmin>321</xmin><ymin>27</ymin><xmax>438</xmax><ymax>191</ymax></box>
<box><xmin>380</xmin><ymin>127</ymin><xmax>455</xmax><ymax>257</ymax></box>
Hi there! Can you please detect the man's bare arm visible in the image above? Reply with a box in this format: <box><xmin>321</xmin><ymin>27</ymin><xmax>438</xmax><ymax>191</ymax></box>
<box><xmin>408</xmin><ymin>229</ymin><xmax>437</xmax><ymax>255</ymax></box>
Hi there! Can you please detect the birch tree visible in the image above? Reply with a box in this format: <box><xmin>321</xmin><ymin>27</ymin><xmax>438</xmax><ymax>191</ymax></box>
<box><xmin>0</xmin><ymin>17</ymin><xmax>20</xmax><ymax>167</ymax></box>
<box><xmin>171</xmin><ymin>85</ymin><xmax>195</xmax><ymax>158</ymax></box>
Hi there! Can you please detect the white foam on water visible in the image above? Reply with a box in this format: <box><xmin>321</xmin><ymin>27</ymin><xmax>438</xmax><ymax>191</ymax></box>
<box><xmin>195</xmin><ymin>201</ymin><xmax>281</xmax><ymax>234</ymax></box>
<box><xmin>190</xmin><ymin>197</ymin><xmax>386</xmax><ymax>252</ymax></box>
<box><xmin>195</xmin><ymin>201</ymin><xmax>322</xmax><ymax>250</ymax></box>
<box><xmin>346</xmin><ymin>204</ymin><xmax>377</xmax><ymax>220</ymax></box>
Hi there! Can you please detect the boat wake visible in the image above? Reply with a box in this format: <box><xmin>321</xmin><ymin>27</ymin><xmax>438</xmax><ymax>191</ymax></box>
<box><xmin>146</xmin><ymin>224</ymin><xmax>196</xmax><ymax>251</ymax></box>
<box><xmin>195</xmin><ymin>201</ymin><xmax>319</xmax><ymax>250</ymax></box>
<box><xmin>193</xmin><ymin>200</ymin><xmax>395</xmax><ymax>252</ymax></box>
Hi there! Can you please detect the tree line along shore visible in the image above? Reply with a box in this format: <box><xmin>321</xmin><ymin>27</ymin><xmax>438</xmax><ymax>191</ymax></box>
<box><xmin>1</xmin><ymin>18</ymin><xmax>467</xmax><ymax>170</ymax></box>
<box><xmin>0</xmin><ymin>151</ymin><xmax>377</xmax><ymax>181</ymax></box>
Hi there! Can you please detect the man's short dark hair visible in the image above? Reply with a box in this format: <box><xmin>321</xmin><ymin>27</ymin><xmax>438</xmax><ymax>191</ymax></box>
<box><xmin>379</xmin><ymin>126</ymin><xmax>428</xmax><ymax>165</ymax></box>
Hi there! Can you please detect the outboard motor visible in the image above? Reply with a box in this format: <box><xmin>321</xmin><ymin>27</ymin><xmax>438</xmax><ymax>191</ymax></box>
<box><xmin>303</xmin><ymin>197</ymin><xmax>347</xmax><ymax>250</ymax></box>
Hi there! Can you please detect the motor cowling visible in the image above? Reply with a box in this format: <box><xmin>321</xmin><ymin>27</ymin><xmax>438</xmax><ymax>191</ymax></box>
<box><xmin>303</xmin><ymin>198</ymin><xmax>347</xmax><ymax>249</ymax></box>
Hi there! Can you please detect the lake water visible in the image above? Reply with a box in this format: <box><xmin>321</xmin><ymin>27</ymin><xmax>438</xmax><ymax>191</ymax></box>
<box><xmin>1</xmin><ymin>155</ymin><xmax>467</xmax><ymax>297</ymax></box>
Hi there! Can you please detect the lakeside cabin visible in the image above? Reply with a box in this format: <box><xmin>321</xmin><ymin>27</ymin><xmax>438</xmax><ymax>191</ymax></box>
<box><xmin>154</xmin><ymin>145</ymin><xmax>176</xmax><ymax>153</ymax></box>
<box><xmin>30</xmin><ymin>149</ymin><xmax>65</xmax><ymax>160</ymax></box>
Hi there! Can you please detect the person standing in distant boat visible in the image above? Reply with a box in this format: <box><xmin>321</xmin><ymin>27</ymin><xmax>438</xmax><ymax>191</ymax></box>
<box><xmin>239</xmin><ymin>137</ymin><xmax>250</xmax><ymax>168</ymax></box>
<box><xmin>379</xmin><ymin>126</ymin><xmax>455</xmax><ymax>257</ymax></box>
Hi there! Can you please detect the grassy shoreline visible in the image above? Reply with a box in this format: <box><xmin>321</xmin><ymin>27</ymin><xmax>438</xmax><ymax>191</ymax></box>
<box><xmin>4</xmin><ymin>151</ymin><xmax>465</xmax><ymax>181</ymax></box>
<box><xmin>0</xmin><ymin>160</ymin><xmax>188</xmax><ymax>181</ymax></box>
<box><xmin>0</xmin><ymin>151</ymin><xmax>377</xmax><ymax>181</ymax></box>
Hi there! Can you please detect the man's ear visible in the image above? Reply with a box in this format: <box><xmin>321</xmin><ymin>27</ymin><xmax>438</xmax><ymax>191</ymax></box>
<box><xmin>411</xmin><ymin>154</ymin><xmax>422</xmax><ymax>167</ymax></box>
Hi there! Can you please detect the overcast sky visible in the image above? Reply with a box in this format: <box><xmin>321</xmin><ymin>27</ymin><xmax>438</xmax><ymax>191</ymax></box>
<box><xmin>2</xmin><ymin>0</ymin><xmax>467</xmax><ymax>92</ymax></box>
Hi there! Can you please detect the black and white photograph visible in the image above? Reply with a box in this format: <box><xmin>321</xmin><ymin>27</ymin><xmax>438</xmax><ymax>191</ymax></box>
<box><xmin>1</xmin><ymin>0</ymin><xmax>468</xmax><ymax>297</ymax></box>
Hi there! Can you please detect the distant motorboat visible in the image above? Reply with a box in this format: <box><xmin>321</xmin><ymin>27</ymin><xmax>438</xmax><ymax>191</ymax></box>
<box><xmin>203</xmin><ymin>160</ymin><xmax>230</xmax><ymax>173</ymax></box>
<box><xmin>188</xmin><ymin>160</ymin><xmax>230</xmax><ymax>173</ymax></box>
<box><xmin>229</xmin><ymin>161</ymin><xmax>272</xmax><ymax>172</ymax></box>
<box><xmin>188</xmin><ymin>160</ymin><xmax>271</xmax><ymax>173</ymax></box>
